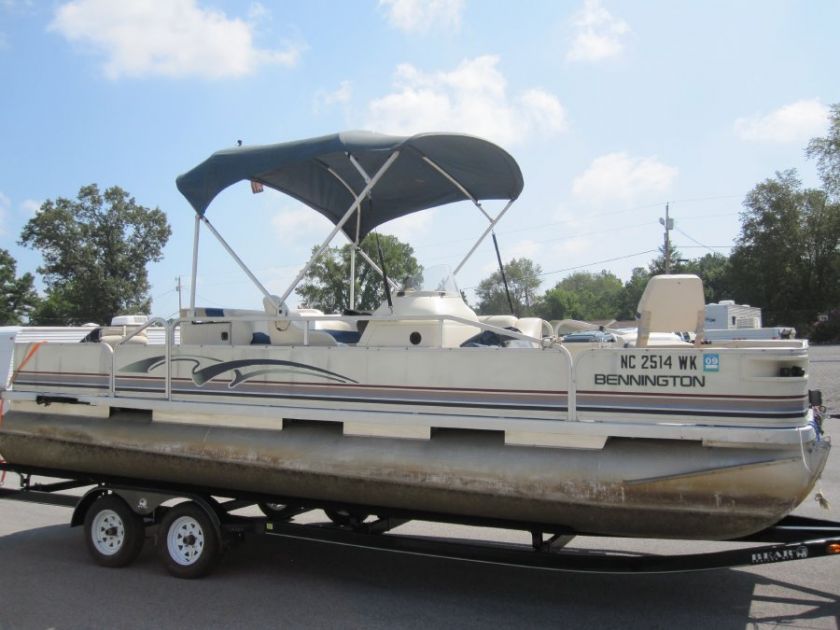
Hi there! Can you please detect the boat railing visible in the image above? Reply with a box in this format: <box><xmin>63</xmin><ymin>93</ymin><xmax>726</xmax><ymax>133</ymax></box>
<box><xmin>113</xmin><ymin>316</ymin><xmax>173</xmax><ymax>399</ymax></box>
<box><xmin>107</xmin><ymin>312</ymin><xmax>575</xmax><ymax>415</ymax></box>
<box><xmin>171</xmin><ymin>312</ymin><xmax>558</xmax><ymax>348</ymax></box>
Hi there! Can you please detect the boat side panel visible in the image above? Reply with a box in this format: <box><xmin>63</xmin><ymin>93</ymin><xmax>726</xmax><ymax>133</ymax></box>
<box><xmin>0</xmin><ymin>410</ymin><xmax>829</xmax><ymax>540</ymax></box>
<box><xmin>9</xmin><ymin>342</ymin><xmax>812</xmax><ymax>429</ymax></box>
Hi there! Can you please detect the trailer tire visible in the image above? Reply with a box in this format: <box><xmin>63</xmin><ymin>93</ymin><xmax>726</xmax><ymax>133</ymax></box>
<box><xmin>158</xmin><ymin>502</ymin><xmax>221</xmax><ymax>579</ymax></box>
<box><xmin>83</xmin><ymin>494</ymin><xmax>146</xmax><ymax>568</ymax></box>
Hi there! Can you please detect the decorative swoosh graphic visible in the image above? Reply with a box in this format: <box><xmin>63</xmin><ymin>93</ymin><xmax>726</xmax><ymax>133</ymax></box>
<box><xmin>120</xmin><ymin>355</ymin><xmax>357</xmax><ymax>388</ymax></box>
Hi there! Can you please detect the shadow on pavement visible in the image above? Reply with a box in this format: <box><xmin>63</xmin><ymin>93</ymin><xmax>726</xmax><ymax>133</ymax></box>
<box><xmin>1</xmin><ymin>525</ymin><xmax>837</xmax><ymax>629</ymax></box>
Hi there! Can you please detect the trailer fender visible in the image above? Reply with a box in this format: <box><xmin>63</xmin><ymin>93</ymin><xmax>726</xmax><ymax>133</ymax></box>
<box><xmin>71</xmin><ymin>487</ymin><xmax>109</xmax><ymax>527</ymax></box>
<box><xmin>71</xmin><ymin>487</ymin><xmax>222</xmax><ymax>532</ymax></box>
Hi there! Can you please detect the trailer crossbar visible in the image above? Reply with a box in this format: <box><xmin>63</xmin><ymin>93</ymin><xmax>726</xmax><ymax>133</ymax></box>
<box><xmin>262</xmin><ymin>519</ymin><xmax>840</xmax><ymax>574</ymax></box>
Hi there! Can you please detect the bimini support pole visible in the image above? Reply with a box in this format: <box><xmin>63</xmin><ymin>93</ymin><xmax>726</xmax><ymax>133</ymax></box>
<box><xmin>421</xmin><ymin>156</ymin><xmax>494</xmax><ymax>222</ymax></box>
<box><xmin>200</xmin><ymin>215</ymin><xmax>277</xmax><ymax>307</ymax></box>
<box><xmin>453</xmin><ymin>199</ymin><xmax>514</xmax><ymax>275</ymax></box>
<box><xmin>419</xmin><ymin>154</ymin><xmax>516</xmax><ymax>276</ymax></box>
<box><xmin>349</xmin><ymin>247</ymin><xmax>356</xmax><ymax>309</ymax></box>
<box><xmin>189</xmin><ymin>213</ymin><xmax>201</xmax><ymax>314</ymax></box>
<box><xmin>346</xmin><ymin>154</ymin><xmax>371</xmax><ymax>312</ymax></box>
<box><xmin>275</xmin><ymin>150</ymin><xmax>401</xmax><ymax>308</ymax></box>
<box><xmin>349</xmin><ymin>204</ymin><xmax>361</xmax><ymax>310</ymax></box>
<box><xmin>356</xmin><ymin>247</ymin><xmax>400</xmax><ymax>291</ymax></box>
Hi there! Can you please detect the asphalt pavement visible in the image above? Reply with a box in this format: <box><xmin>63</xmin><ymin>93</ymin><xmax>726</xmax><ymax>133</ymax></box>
<box><xmin>1</xmin><ymin>346</ymin><xmax>839</xmax><ymax>629</ymax></box>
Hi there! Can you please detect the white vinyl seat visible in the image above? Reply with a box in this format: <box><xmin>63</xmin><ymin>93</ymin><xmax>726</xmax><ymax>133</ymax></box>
<box><xmin>262</xmin><ymin>296</ymin><xmax>337</xmax><ymax>346</ymax></box>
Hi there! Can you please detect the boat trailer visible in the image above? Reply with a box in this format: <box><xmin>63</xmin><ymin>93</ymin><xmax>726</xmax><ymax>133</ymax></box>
<box><xmin>1</xmin><ymin>464</ymin><xmax>839</xmax><ymax>579</ymax></box>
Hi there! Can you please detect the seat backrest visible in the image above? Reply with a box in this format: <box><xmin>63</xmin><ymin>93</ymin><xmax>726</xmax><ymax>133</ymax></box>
<box><xmin>635</xmin><ymin>275</ymin><xmax>705</xmax><ymax>347</ymax></box>
<box><xmin>100</xmin><ymin>325</ymin><xmax>148</xmax><ymax>347</ymax></box>
<box><xmin>262</xmin><ymin>296</ymin><xmax>337</xmax><ymax>346</ymax></box>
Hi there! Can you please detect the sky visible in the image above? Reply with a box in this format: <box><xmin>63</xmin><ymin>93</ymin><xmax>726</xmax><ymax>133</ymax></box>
<box><xmin>1</xmin><ymin>0</ymin><xmax>838</xmax><ymax>319</ymax></box>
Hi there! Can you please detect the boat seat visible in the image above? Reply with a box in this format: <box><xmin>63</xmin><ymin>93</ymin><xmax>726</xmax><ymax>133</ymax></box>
<box><xmin>514</xmin><ymin>317</ymin><xmax>553</xmax><ymax>339</ymax></box>
<box><xmin>262</xmin><ymin>296</ymin><xmax>337</xmax><ymax>346</ymax></box>
<box><xmin>635</xmin><ymin>275</ymin><xmax>705</xmax><ymax>347</ymax></box>
<box><xmin>478</xmin><ymin>315</ymin><xmax>552</xmax><ymax>347</ymax></box>
<box><xmin>179</xmin><ymin>307</ymin><xmax>264</xmax><ymax>345</ymax></box>
<box><xmin>99</xmin><ymin>325</ymin><xmax>148</xmax><ymax>346</ymax></box>
<box><xmin>479</xmin><ymin>315</ymin><xmax>518</xmax><ymax>329</ymax></box>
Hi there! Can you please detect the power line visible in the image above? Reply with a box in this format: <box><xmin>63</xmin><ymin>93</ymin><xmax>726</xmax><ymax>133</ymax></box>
<box><xmin>539</xmin><ymin>249</ymin><xmax>659</xmax><ymax>278</ymax></box>
<box><xmin>673</xmin><ymin>227</ymin><xmax>724</xmax><ymax>254</ymax></box>
<box><xmin>461</xmin><ymin>248</ymin><xmax>659</xmax><ymax>290</ymax></box>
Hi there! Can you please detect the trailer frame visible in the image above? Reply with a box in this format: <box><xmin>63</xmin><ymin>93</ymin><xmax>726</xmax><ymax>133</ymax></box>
<box><xmin>1</xmin><ymin>462</ymin><xmax>839</xmax><ymax>578</ymax></box>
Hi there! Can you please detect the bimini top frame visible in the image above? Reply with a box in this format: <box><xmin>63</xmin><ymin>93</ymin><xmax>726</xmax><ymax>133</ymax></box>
<box><xmin>176</xmin><ymin>131</ymin><xmax>524</xmax><ymax>312</ymax></box>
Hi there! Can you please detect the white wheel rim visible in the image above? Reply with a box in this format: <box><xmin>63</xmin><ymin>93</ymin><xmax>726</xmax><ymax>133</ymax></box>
<box><xmin>91</xmin><ymin>509</ymin><xmax>125</xmax><ymax>556</ymax></box>
<box><xmin>167</xmin><ymin>515</ymin><xmax>205</xmax><ymax>566</ymax></box>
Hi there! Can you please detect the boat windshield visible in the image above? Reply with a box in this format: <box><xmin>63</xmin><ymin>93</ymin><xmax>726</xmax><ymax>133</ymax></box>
<box><xmin>403</xmin><ymin>264</ymin><xmax>460</xmax><ymax>295</ymax></box>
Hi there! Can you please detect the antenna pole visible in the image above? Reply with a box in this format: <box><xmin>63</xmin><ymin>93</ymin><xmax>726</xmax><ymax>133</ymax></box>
<box><xmin>660</xmin><ymin>203</ymin><xmax>673</xmax><ymax>274</ymax></box>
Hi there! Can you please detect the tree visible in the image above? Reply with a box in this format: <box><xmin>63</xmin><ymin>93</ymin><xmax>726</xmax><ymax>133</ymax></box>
<box><xmin>296</xmin><ymin>234</ymin><xmax>421</xmax><ymax>312</ymax></box>
<box><xmin>728</xmin><ymin>170</ymin><xmax>840</xmax><ymax>329</ymax></box>
<box><xmin>538</xmin><ymin>270</ymin><xmax>623</xmax><ymax>321</ymax></box>
<box><xmin>647</xmin><ymin>245</ymin><xmax>688</xmax><ymax>275</ymax></box>
<box><xmin>536</xmin><ymin>287</ymin><xmax>580</xmax><ymax>321</ymax></box>
<box><xmin>807</xmin><ymin>102</ymin><xmax>840</xmax><ymax>198</ymax></box>
<box><xmin>0</xmin><ymin>248</ymin><xmax>39</xmax><ymax>324</ymax></box>
<box><xmin>681</xmin><ymin>253</ymin><xmax>734</xmax><ymax>304</ymax></box>
<box><xmin>20</xmin><ymin>184</ymin><xmax>171</xmax><ymax>325</ymax></box>
<box><xmin>616</xmin><ymin>267</ymin><xmax>651</xmax><ymax>320</ymax></box>
<box><xmin>475</xmin><ymin>258</ymin><xmax>542</xmax><ymax>316</ymax></box>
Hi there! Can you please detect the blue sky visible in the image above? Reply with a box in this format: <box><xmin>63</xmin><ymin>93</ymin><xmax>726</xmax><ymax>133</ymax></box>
<box><xmin>1</xmin><ymin>0</ymin><xmax>838</xmax><ymax>318</ymax></box>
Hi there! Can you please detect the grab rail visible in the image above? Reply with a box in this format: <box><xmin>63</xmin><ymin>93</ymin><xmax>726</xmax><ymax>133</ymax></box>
<box><xmin>112</xmin><ymin>317</ymin><xmax>173</xmax><ymax>400</ymax></box>
<box><xmin>106</xmin><ymin>312</ymin><xmax>575</xmax><ymax>417</ymax></box>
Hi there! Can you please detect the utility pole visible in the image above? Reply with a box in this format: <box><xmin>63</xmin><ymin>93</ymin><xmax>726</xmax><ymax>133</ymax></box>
<box><xmin>176</xmin><ymin>276</ymin><xmax>182</xmax><ymax>312</ymax></box>
<box><xmin>659</xmin><ymin>203</ymin><xmax>673</xmax><ymax>274</ymax></box>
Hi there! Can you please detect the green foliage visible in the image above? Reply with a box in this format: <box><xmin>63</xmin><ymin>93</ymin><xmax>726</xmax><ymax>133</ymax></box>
<box><xmin>0</xmin><ymin>248</ymin><xmax>39</xmax><ymax>324</ymax></box>
<box><xmin>681</xmin><ymin>253</ymin><xmax>734</xmax><ymax>304</ymax></box>
<box><xmin>647</xmin><ymin>245</ymin><xmax>687</xmax><ymax>276</ymax></box>
<box><xmin>807</xmin><ymin>103</ymin><xmax>840</xmax><ymax>198</ymax></box>
<box><xmin>538</xmin><ymin>270</ymin><xmax>623</xmax><ymax>321</ymax></box>
<box><xmin>616</xmin><ymin>267</ymin><xmax>651</xmax><ymax>320</ymax></box>
<box><xmin>475</xmin><ymin>257</ymin><xmax>542</xmax><ymax>316</ymax></box>
<box><xmin>728</xmin><ymin>170</ymin><xmax>840</xmax><ymax>330</ymax></box>
<box><xmin>295</xmin><ymin>234</ymin><xmax>421</xmax><ymax>312</ymax></box>
<box><xmin>810</xmin><ymin>316</ymin><xmax>840</xmax><ymax>344</ymax></box>
<box><xmin>19</xmin><ymin>184</ymin><xmax>171</xmax><ymax>325</ymax></box>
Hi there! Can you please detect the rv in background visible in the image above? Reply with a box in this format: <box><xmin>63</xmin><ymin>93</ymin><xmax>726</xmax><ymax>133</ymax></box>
<box><xmin>704</xmin><ymin>300</ymin><xmax>795</xmax><ymax>341</ymax></box>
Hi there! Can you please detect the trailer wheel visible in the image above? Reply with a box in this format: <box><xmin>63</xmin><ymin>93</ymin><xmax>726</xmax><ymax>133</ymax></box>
<box><xmin>158</xmin><ymin>502</ymin><xmax>221</xmax><ymax>579</ymax></box>
<box><xmin>83</xmin><ymin>494</ymin><xmax>146</xmax><ymax>568</ymax></box>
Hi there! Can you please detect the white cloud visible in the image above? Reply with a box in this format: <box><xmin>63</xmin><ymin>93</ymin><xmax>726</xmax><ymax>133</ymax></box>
<box><xmin>566</xmin><ymin>0</ymin><xmax>630</xmax><ymax>62</ymax></box>
<box><xmin>20</xmin><ymin>199</ymin><xmax>41</xmax><ymax>214</ymax></box>
<box><xmin>734</xmin><ymin>99</ymin><xmax>830</xmax><ymax>143</ymax></box>
<box><xmin>247</xmin><ymin>2</ymin><xmax>268</xmax><ymax>21</ymax></box>
<box><xmin>271</xmin><ymin>207</ymin><xmax>332</xmax><ymax>244</ymax></box>
<box><xmin>49</xmin><ymin>0</ymin><xmax>304</xmax><ymax>80</ymax></box>
<box><xmin>365</xmin><ymin>56</ymin><xmax>568</xmax><ymax>145</ymax></box>
<box><xmin>379</xmin><ymin>0</ymin><xmax>464</xmax><ymax>33</ymax></box>
<box><xmin>379</xmin><ymin>209</ymin><xmax>437</xmax><ymax>242</ymax></box>
<box><xmin>315</xmin><ymin>80</ymin><xmax>352</xmax><ymax>112</ymax></box>
<box><xmin>572</xmin><ymin>152</ymin><xmax>678</xmax><ymax>205</ymax></box>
